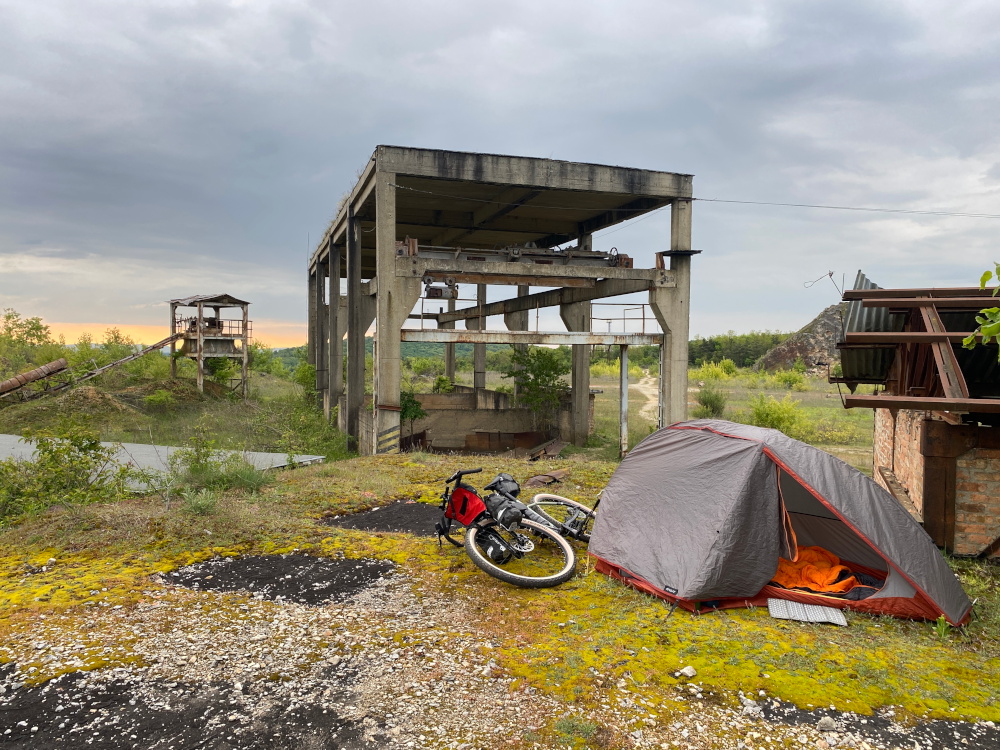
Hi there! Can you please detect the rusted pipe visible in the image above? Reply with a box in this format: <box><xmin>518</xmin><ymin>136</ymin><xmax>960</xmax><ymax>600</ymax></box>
<box><xmin>0</xmin><ymin>358</ymin><xmax>68</xmax><ymax>395</ymax></box>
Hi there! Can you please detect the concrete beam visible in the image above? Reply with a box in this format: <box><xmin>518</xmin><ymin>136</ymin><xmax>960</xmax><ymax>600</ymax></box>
<box><xmin>376</xmin><ymin>146</ymin><xmax>694</xmax><ymax>197</ymax></box>
<box><xmin>439</xmin><ymin>278</ymin><xmax>655</xmax><ymax>323</ymax></box>
<box><xmin>401</xmin><ymin>330</ymin><xmax>663</xmax><ymax>346</ymax></box>
<box><xmin>431</xmin><ymin>187</ymin><xmax>542</xmax><ymax>246</ymax></box>
<box><xmin>398</xmin><ymin>257</ymin><xmax>671</xmax><ymax>286</ymax></box>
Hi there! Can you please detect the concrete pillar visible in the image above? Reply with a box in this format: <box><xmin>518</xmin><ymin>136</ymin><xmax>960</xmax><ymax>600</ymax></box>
<box><xmin>504</xmin><ymin>285</ymin><xmax>530</xmax><ymax>400</ymax></box>
<box><xmin>649</xmin><ymin>198</ymin><xmax>692</xmax><ymax>427</ymax></box>
<box><xmin>443</xmin><ymin>296</ymin><xmax>456</xmax><ymax>381</ymax></box>
<box><xmin>373</xmin><ymin>171</ymin><xmax>421</xmax><ymax>454</ymax></box>
<box><xmin>346</xmin><ymin>208</ymin><xmax>366</xmax><ymax>450</ymax></box>
<box><xmin>307</xmin><ymin>268</ymin><xmax>317</xmax><ymax>367</ymax></box>
<box><xmin>315</xmin><ymin>260</ymin><xmax>328</xmax><ymax>394</ymax></box>
<box><xmin>241</xmin><ymin>303</ymin><xmax>249</xmax><ymax>399</ymax></box>
<box><xmin>619</xmin><ymin>344</ymin><xmax>629</xmax><ymax>458</ymax></box>
<box><xmin>325</xmin><ymin>242</ymin><xmax>342</xmax><ymax>420</ymax></box>
<box><xmin>473</xmin><ymin>283</ymin><xmax>487</xmax><ymax>392</ymax></box>
<box><xmin>169</xmin><ymin>302</ymin><xmax>177</xmax><ymax>380</ymax></box>
<box><xmin>196</xmin><ymin>301</ymin><xmax>204</xmax><ymax>393</ymax></box>
<box><xmin>560</xmin><ymin>299</ymin><xmax>592</xmax><ymax>446</ymax></box>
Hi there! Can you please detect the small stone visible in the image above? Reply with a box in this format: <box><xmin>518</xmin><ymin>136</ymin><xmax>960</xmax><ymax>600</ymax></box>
<box><xmin>678</xmin><ymin>665</ymin><xmax>697</xmax><ymax>678</ymax></box>
<box><xmin>817</xmin><ymin>716</ymin><xmax>837</xmax><ymax>732</ymax></box>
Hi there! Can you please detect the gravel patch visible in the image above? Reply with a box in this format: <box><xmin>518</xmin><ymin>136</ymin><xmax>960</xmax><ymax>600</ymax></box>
<box><xmin>167</xmin><ymin>554</ymin><xmax>396</xmax><ymax>605</ymax></box>
<box><xmin>2</xmin><ymin>551</ymin><xmax>995</xmax><ymax>749</ymax></box>
<box><xmin>321</xmin><ymin>501</ymin><xmax>441</xmax><ymax>537</ymax></box>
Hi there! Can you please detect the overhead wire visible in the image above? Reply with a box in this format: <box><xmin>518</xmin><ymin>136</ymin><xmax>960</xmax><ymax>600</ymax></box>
<box><xmin>391</xmin><ymin>182</ymin><xmax>1000</xmax><ymax>220</ymax></box>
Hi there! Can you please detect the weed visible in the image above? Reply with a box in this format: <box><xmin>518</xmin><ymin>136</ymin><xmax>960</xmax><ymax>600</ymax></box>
<box><xmin>0</xmin><ymin>422</ymin><xmax>137</xmax><ymax>524</ymax></box>
<box><xmin>934</xmin><ymin>614</ymin><xmax>952</xmax><ymax>641</ymax></box>
<box><xmin>180</xmin><ymin>488</ymin><xmax>219</xmax><ymax>515</ymax></box>
<box><xmin>553</xmin><ymin>715</ymin><xmax>598</xmax><ymax>741</ymax></box>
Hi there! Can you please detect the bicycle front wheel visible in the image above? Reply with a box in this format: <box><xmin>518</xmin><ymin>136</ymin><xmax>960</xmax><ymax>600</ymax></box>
<box><xmin>464</xmin><ymin>519</ymin><xmax>576</xmax><ymax>588</ymax></box>
<box><xmin>527</xmin><ymin>494</ymin><xmax>597</xmax><ymax>543</ymax></box>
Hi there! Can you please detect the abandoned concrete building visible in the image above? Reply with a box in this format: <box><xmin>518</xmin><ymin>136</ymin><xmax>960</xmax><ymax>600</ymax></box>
<box><xmin>836</xmin><ymin>273</ymin><xmax>1000</xmax><ymax>558</ymax></box>
<box><xmin>306</xmin><ymin>146</ymin><xmax>695</xmax><ymax>455</ymax></box>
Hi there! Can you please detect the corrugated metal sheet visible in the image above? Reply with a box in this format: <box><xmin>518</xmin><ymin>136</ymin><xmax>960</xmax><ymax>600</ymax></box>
<box><xmin>838</xmin><ymin>273</ymin><xmax>1000</xmax><ymax>396</ymax></box>
<box><xmin>170</xmin><ymin>293</ymin><xmax>250</xmax><ymax>306</ymax></box>
<box><xmin>839</xmin><ymin>271</ymin><xmax>903</xmax><ymax>385</ymax></box>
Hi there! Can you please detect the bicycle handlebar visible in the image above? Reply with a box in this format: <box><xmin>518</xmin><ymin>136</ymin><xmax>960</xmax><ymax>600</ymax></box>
<box><xmin>446</xmin><ymin>467</ymin><xmax>482</xmax><ymax>484</ymax></box>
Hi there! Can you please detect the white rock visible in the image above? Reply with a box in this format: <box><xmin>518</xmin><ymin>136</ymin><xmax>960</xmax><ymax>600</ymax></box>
<box><xmin>678</xmin><ymin>666</ymin><xmax>697</xmax><ymax>678</ymax></box>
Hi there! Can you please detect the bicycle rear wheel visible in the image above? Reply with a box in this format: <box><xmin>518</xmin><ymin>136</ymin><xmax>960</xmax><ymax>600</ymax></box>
<box><xmin>527</xmin><ymin>494</ymin><xmax>597</xmax><ymax>543</ymax></box>
<box><xmin>464</xmin><ymin>519</ymin><xmax>576</xmax><ymax>588</ymax></box>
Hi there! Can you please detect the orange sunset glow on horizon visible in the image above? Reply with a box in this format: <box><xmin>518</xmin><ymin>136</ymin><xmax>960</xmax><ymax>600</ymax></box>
<box><xmin>47</xmin><ymin>321</ymin><xmax>307</xmax><ymax>349</ymax></box>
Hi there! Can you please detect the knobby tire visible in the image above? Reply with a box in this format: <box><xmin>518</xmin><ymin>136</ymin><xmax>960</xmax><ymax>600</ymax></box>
<box><xmin>464</xmin><ymin>519</ymin><xmax>576</xmax><ymax>588</ymax></box>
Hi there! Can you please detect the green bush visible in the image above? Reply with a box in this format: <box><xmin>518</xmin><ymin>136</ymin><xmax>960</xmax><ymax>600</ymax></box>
<box><xmin>735</xmin><ymin>394</ymin><xmax>812</xmax><ymax>441</ymax></box>
<box><xmin>773</xmin><ymin>370</ymin><xmax>806</xmax><ymax>390</ymax></box>
<box><xmin>0</xmin><ymin>423</ymin><xmax>136</xmax><ymax>524</ymax></box>
<box><xmin>432</xmin><ymin>375</ymin><xmax>454</xmax><ymax>394</ymax></box>
<box><xmin>690</xmin><ymin>362</ymin><xmax>732</xmax><ymax>382</ymax></box>
<box><xmin>144</xmin><ymin>389</ymin><xmax>177</xmax><ymax>412</ymax></box>
<box><xmin>692</xmin><ymin>384</ymin><xmax>726</xmax><ymax>418</ymax></box>
<box><xmin>718</xmin><ymin>358</ymin><xmax>738</xmax><ymax>376</ymax></box>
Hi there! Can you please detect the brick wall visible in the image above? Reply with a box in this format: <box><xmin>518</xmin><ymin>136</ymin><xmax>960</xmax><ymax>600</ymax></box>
<box><xmin>954</xmin><ymin>446</ymin><xmax>1000</xmax><ymax>556</ymax></box>
<box><xmin>873</xmin><ymin>408</ymin><xmax>930</xmax><ymax>516</ymax></box>
<box><xmin>874</xmin><ymin>408</ymin><xmax>1000</xmax><ymax>557</ymax></box>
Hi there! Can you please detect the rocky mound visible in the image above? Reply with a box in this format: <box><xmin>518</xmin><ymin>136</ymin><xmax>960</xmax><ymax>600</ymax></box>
<box><xmin>755</xmin><ymin>303</ymin><xmax>846</xmax><ymax>372</ymax></box>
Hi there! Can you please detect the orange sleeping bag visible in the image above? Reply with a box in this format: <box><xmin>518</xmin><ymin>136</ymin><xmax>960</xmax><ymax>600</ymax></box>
<box><xmin>772</xmin><ymin>546</ymin><xmax>857</xmax><ymax>594</ymax></box>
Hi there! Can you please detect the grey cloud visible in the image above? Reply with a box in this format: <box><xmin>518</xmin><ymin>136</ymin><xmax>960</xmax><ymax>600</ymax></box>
<box><xmin>1</xmin><ymin>0</ymin><xmax>999</xmax><ymax>335</ymax></box>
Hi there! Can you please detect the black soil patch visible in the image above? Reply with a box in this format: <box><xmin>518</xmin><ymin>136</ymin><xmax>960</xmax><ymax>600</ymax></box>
<box><xmin>321</xmin><ymin>500</ymin><xmax>441</xmax><ymax>537</ymax></box>
<box><xmin>0</xmin><ymin>668</ymin><xmax>384</xmax><ymax>749</ymax></box>
<box><xmin>760</xmin><ymin>698</ymin><xmax>1000</xmax><ymax>750</ymax></box>
<box><xmin>167</xmin><ymin>554</ymin><xmax>396</xmax><ymax>605</ymax></box>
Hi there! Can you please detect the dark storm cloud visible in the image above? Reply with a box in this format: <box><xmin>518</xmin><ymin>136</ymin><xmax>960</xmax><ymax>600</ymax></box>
<box><xmin>1</xmin><ymin>0</ymin><xmax>999</xmax><ymax>336</ymax></box>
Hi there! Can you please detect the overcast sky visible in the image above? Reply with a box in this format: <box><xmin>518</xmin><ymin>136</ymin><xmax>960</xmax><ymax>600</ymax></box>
<box><xmin>2</xmin><ymin>0</ymin><xmax>999</xmax><ymax>345</ymax></box>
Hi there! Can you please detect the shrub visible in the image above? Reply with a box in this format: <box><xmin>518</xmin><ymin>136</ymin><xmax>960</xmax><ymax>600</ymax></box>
<box><xmin>735</xmin><ymin>394</ymin><xmax>812</xmax><ymax>441</ymax></box>
<box><xmin>692</xmin><ymin>384</ymin><xmax>726</xmax><ymax>418</ymax></box>
<box><xmin>718</xmin><ymin>358</ymin><xmax>738</xmax><ymax>376</ymax></box>
<box><xmin>432</xmin><ymin>376</ymin><xmax>454</xmax><ymax>394</ymax></box>
<box><xmin>501</xmin><ymin>346</ymin><xmax>570</xmax><ymax>430</ymax></box>
<box><xmin>144</xmin><ymin>389</ymin><xmax>176</xmax><ymax>412</ymax></box>
<box><xmin>773</xmin><ymin>370</ymin><xmax>806</xmax><ymax>390</ymax></box>
<box><xmin>0</xmin><ymin>423</ymin><xmax>136</xmax><ymax>523</ymax></box>
<box><xmin>690</xmin><ymin>362</ymin><xmax>731</xmax><ymax>382</ymax></box>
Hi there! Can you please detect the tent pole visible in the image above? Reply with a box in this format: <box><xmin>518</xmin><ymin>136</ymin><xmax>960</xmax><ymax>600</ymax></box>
<box><xmin>620</xmin><ymin>344</ymin><xmax>629</xmax><ymax>458</ymax></box>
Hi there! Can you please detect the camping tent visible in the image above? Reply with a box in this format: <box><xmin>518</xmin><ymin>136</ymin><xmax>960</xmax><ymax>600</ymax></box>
<box><xmin>588</xmin><ymin>420</ymin><xmax>972</xmax><ymax>625</ymax></box>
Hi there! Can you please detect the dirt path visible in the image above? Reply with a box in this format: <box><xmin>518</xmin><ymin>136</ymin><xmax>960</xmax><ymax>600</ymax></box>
<box><xmin>634</xmin><ymin>373</ymin><xmax>659</xmax><ymax>423</ymax></box>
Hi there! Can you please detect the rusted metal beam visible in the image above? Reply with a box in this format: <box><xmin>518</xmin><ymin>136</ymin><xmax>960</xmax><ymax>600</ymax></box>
<box><xmin>438</xmin><ymin>279</ymin><xmax>652</xmax><ymax>324</ymax></box>
<box><xmin>844</xmin><ymin>287</ymin><xmax>994</xmax><ymax>300</ymax></box>
<box><xmin>844</xmin><ymin>395</ymin><xmax>1000</xmax><ymax>412</ymax></box>
<box><xmin>920</xmin><ymin>304</ymin><xmax>970</xmax><ymax>400</ymax></box>
<box><xmin>422</xmin><ymin>270</ymin><xmax>595</xmax><ymax>288</ymax></box>
<box><xmin>400</xmin><ymin>330</ymin><xmax>663</xmax><ymax>346</ymax></box>
<box><xmin>844</xmin><ymin>332</ymin><xmax>979</xmax><ymax>343</ymax></box>
<box><xmin>397</xmin><ymin>257</ymin><xmax>669</xmax><ymax>285</ymax></box>
<box><xmin>862</xmin><ymin>298</ymin><xmax>1000</xmax><ymax>308</ymax></box>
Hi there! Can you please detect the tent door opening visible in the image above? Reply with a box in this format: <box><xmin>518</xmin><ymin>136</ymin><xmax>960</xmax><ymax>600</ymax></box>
<box><xmin>774</xmin><ymin>467</ymin><xmax>890</xmax><ymax>599</ymax></box>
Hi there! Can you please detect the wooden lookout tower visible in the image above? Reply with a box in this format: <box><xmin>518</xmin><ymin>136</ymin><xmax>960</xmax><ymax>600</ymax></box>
<box><xmin>169</xmin><ymin>294</ymin><xmax>251</xmax><ymax>396</ymax></box>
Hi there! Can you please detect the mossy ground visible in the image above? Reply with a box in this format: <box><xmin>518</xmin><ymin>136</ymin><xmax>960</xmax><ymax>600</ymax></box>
<box><xmin>2</xmin><ymin>451</ymin><xmax>998</xmax><ymax>737</ymax></box>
